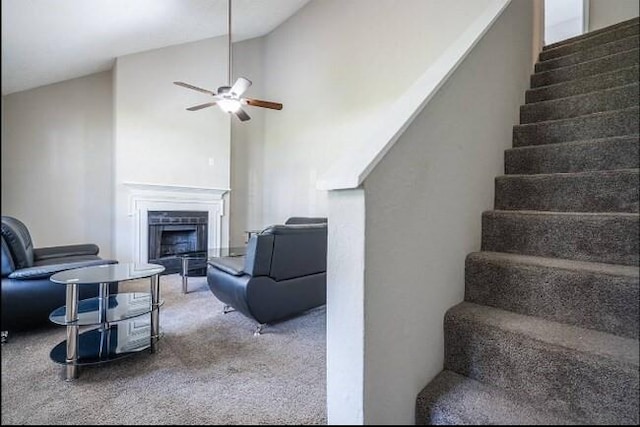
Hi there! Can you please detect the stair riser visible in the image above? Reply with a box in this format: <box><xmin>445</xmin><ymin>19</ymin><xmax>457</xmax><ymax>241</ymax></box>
<box><xmin>481</xmin><ymin>212</ymin><xmax>640</xmax><ymax>265</ymax></box>
<box><xmin>540</xmin><ymin>22</ymin><xmax>639</xmax><ymax>61</ymax></box>
<box><xmin>465</xmin><ymin>254</ymin><xmax>640</xmax><ymax>338</ymax></box>
<box><xmin>513</xmin><ymin>107</ymin><xmax>639</xmax><ymax>148</ymax></box>
<box><xmin>494</xmin><ymin>170</ymin><xmax>639</xmax><ymax>213</ymax></box>
<box><xmin>444</xmin><ymin>314</ymin><xmax>640</xmax><ymax>424</ymax></box>
<box><xmin>520</xmin><ymin>84</ymin><xmax>639</xmax><ymax>123</ymax></box>
<box><xmin>536</xmin><ymin>36</ymin><xmax>640</xmax><ymax>72</ymax></box>
<box><xmin>505</xmin><ymin>136</ymin><xmax>640</xmax><ymax>174</ymax></box>
<box><xmin>526</xmin><ymin>66</ymin><xmax>639</xmax><ymax>103</ymax></box>
<box><xmin>531</xmin><ymin>49</ymin><xmax>639</xmax><ymax>88</ymax></box>
<box><xmin>543</xmin><ymin>18</ymin><xmax>639</xmax><ymax>51</ymax></box>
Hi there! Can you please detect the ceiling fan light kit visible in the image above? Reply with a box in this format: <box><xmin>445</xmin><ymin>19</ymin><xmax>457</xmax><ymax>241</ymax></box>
<box><xmin>218</xmin><ymin>98</ymin><xmax>241</xmax><ymax>113</ymax></box>
<box><xmin>174</xmin><ymin>0</ymin><xmax>283</xmax><ymax>122</ymax></box>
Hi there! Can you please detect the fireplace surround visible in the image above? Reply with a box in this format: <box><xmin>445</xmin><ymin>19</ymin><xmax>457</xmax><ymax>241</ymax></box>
<box><xmin>123</xmin><ymin>182</ymin><xmax>228</xmax><ymax>269</ymax></box>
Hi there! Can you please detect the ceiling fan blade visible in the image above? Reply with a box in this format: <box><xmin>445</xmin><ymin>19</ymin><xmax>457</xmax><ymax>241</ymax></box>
<box><xmin>173</xmin><ymin>81</ymin><xmax>217</xmax><ymax>96</ymax></box>
<box><xmin>230</xmin><ymin>77</ymin><xmax>252</xmax><ymax>97</ymax></box>
<box><xmin>235</xmin><ymin>108</ymin><xmax>251</xmax><ymax>122</ymax></box>
<box><xmin>186</xmin><ymin>102</ymin><xmax>217</xmax><ymax>111</ymax></box>
<box><xmin>244</xmin><ymin>98</ymin><xmax>283</xmax><ymax>110</ymax></box>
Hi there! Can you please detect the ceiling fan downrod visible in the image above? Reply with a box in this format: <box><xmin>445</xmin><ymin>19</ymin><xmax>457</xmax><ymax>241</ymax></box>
<box><xmin>227</xmin><ymin>0</ymin><xmax>232</xmax><ymax>87</ymax></box>
<box><xmin>172</xmin><ymin>0</ymin><xmax>283</xmax><ymax>121</ymax></box>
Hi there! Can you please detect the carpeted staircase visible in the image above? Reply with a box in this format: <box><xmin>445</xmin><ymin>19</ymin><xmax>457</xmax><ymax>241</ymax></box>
<box><xmin>416</xmin><ymin>17</ymin><xmax>640</xmax><ymax>425</ymax></box>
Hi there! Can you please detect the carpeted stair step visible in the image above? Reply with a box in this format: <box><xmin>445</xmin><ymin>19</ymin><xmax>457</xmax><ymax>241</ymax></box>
<box><xmin>536</xmin><ymin>35</ymin><xmax>639</xmax><ymax>72</ymax></box>
<box><xmin>525</xmin><ymin>65</ymin><xmax>639</xmax><ymax>103</ymax></box>
<box><xmin>531</xmin><ymin>48</ymin><xmax>639</xmax><ymax>88</ymax></box>
<box><xmin>543</xmin><ymin>17</ymin><xmax>639</xmax><ymax>51</ymax></box>
<box><xmin>464</xmin><ymin>251</ymin><xmax>640</xmax><ymax>338</ymax></box>
<box><xmin>415</xmin><ymin>370</ymin><xmax>584</xmax><ymax>425</ymax></box>
<box><xmin>481</xmin><ymin>210</ymin><xmax>639</xmax><ymax>265</ymax></box>
<box><xmin>520</xmin><ymin>83</ymin><xmax>639</xmax><ymax>123</ymax></box>
<box><xmin>539</xmin><ymin>20</ymin><xmax>639</xmax><ymax>61</ymax></box>
<box><xmin>444</xmin><ymin>302</ymin><xmax>640</xmax><ymax>425</ymax></box>
<box><xmin>505</xmin><ymin>135</ymin><xmax>640</xmax><ymax>174</ymax></box>
<box><xmin>494</xmin><ymin>169</ymin><xmax>639</xmax><ymax>213</ymax></box>
<box><xmin>513</xmin><ymin>106</ymin><xmax>639</xmax><ymax>147</ymax></box>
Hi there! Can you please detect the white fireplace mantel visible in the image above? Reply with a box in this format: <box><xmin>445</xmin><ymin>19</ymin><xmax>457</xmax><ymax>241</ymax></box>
<box><xmin>123</xmin><ymin>182</ymin><xmax>230</xmax><ymax>264</ymax></box>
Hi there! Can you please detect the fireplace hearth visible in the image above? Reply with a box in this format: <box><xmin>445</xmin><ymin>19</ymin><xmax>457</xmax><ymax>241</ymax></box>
<box><xmin>148</xmin><ymin>210</ymin><xmax>208</xmax><ymax>275</ymax></box>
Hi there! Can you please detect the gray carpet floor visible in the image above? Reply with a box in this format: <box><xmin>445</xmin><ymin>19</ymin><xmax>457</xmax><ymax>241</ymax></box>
<box><xmin>1</xmin><ymin>273</ymin><xmax>327</xmax><ymax>425</ymax></box>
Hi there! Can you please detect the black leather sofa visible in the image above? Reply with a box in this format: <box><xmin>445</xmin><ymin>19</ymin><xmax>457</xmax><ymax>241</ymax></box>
<box><xmin>207</xmin><ymin>217</ymin><xmax>327</xmax><ymax>334</ymax></box>
<box><xmin>1</xmin><ymin>216</ymin><xmax>118</xmax><ymax>338</ymax></box>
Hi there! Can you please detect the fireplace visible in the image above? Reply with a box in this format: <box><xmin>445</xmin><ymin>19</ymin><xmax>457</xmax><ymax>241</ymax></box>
<box><xmin>148</xmin><ymin>210</ymin><xmax>208</xmax><ymax>275</ymax></box>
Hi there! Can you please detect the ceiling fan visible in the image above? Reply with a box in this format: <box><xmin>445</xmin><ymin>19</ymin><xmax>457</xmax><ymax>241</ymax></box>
<box><xmin>173</xmin><ymin>0</ymin><xmax>282</xmax><ymax>122</ymax></box>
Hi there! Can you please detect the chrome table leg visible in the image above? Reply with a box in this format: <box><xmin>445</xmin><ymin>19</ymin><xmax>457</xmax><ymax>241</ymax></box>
<box><xmin>65</xmin><ymin>283</ymin><xmax>79</xmax><ymax>381</ymax></box>
<box><xmin>150</xmin><ymin>274</ymin><xmax>161</xmax><ymax>353</ymax></box>
<box><xmin>181</xmin><ymin>257</ymin><xmax>189</xmax><ymax>294</ymax></box>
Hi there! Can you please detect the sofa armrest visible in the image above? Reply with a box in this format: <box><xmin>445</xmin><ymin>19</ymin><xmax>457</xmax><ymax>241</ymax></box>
<box><xmin>243</xmin><ymin>234</ymin><xmax>274</xmax><ymax>276</ymax></box>
<box><xmin>33</xmin><ymin>244</ymin><xmax>100</xmax><ymax>261</ymax></box>
<box><xmin>208</xmin><ymin>256</ymin><xmax>246</xmax><ymax>276</ymax></box>
<box><xmin>8</xmin><ymin>258</ymin><xmax>117</xmax><ymax>280</ymax></box>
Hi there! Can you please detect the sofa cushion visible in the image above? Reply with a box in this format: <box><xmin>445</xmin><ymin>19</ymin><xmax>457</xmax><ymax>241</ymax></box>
<box><xmin>1</xmin><ymin>216</ymin><xmax>34</xmax><ymax>269</ymax></box>
<box><xmin>9</xmin><ymin>258</ymin><xmax>117</xmax><ymax>280</ymax></box>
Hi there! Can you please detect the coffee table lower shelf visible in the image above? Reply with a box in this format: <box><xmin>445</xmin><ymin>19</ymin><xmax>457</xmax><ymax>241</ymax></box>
<box><xmin>50</xmin><ymin>319</ymin><xmax>163</xmax><ymax>366</ymax></box>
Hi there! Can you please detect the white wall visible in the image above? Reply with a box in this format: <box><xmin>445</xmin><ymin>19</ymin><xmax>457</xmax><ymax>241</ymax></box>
<box><xmin>545</xmin><ymin>0</ymin><xmax>585</xmax><ymax>44</ymax></box>
<box><xmin>1</xmin><ymin>72</ymin><xmax>114</xmax><ymax>257</ymax></box>
<box><xmin>533</xmin><ymin>0</ymin><xmax>546</xmax><ymax>64</ymax></box>
<box><xmin>230</xmin><ymin>37</ymin><xmax>266</xmax><ymax>247</ymax></box>
<box><xmin>326</xmin><ymin>188</ymin><xmax>366</xmax><ymax>424</ymax></box>
<box><xmin>360</xmin><ymin>0</ymin><xmax>534</xmax><ymax>423</ymax></box>
<box><xmin>113</xmin><ymin>37</ymin><xmax>231</xmax><ymax>261</ymax></box>
<box><xmin>589</xmin><ymin>0</ymin><xmax>639</xmax><ymax>31</ymax></box>
<box><xmin>259</xmin><ymin>0</ymin><xmax>493</xmax><ymax>226</ymax></box>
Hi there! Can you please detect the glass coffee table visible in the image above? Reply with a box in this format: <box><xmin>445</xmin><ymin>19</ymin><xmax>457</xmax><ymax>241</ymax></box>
<box><xmin>49</xmin><ymin>263</ymin><xmax>165</xmax><ymax>381</ymax></box>
<box><xmin>178</xmin><ymin>247</ymin><xmax>246</xmax><ymax>294</ymax></box>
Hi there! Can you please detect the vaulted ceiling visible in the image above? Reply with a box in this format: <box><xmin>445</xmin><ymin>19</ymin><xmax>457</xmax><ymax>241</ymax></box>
<box><xmin>1</xmin><ymin>0</ymin><xmax>311</xmax><ymax>95</ymax></box>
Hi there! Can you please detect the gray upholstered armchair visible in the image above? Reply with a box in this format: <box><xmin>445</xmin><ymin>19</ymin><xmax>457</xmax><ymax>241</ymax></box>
<box><xmin>1</xmin><ymin>216</ymin><xmax>118</xmax><ymax>340</ymax></box>
<box><xmin>207</xmin><ymin>218</ymin><xmax>327</xmax><ymax>335</ymax></box>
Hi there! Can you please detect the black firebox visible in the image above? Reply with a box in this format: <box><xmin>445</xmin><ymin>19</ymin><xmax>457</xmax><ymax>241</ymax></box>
<box><xmin>148</xmin><ymin>210</ymin><xmax>208</xmax><ymax>275</ymax></box>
